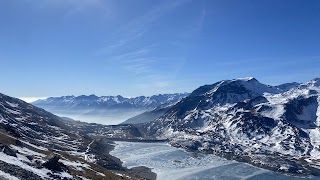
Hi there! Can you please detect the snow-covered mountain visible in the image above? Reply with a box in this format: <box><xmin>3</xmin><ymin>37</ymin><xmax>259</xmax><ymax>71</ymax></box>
<box><xmin>141</xmin><ymin>77</ymin><xmax>320</xmax><ymax>175</ymax></box>
<box><xmin>32</xmin><ymin>93</ymin><xmax>189</xmax><ymax>125</ymax></box>
<box><xmin>33</xmin><ymin>93</ymin><xmax>189</xmax><ymax>109</ymax></box>
<box><xmin>0</xmin><ymin>93</ymin><xmax>152</xmax><ymax>179</ymax></box>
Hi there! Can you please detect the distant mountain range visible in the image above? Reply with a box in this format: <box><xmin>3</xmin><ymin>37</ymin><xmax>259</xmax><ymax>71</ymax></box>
<box><xmin>137</xmin><ymin>77</ymin><xmax>320</xmax><ymax>175</ymax></box>
<box><xmin>32</xmin><ymin>93</ymin><xmax>189</xmax><ymax>125</ymax></box>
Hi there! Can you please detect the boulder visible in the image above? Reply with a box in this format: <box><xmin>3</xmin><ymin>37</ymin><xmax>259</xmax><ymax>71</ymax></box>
<box><xmin>0</xmin><ymin>145</ymin><xmax>17</xmax><ymax>157</ymax></box>
<box><xmin>43</xmin><ymin>156</ymin><xmax>68</xmax><ymax>172</ymax></box>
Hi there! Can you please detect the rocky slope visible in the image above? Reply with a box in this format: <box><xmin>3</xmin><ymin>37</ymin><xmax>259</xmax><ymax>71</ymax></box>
<box><xmin>32</xmin><ymin>93</ymin><xmax>188</xmax><ymax>125</ymax></box>
<box><xmin>0</xmin><ymin>93</ymin><xmax>151</xmax><ymax>180</ymax></box>
<box><xmin>140</xmin><ymin>77</ymin><xmax>320</xmax><ymax>176</ymax></box>
<box><xmin>121</xmin><ymin>102</ymin><xmax>179</xmax><ymax>125</ymax></box>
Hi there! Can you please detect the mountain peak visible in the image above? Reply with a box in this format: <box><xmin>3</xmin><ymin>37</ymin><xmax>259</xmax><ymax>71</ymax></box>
<box><xmin>306</xmin><ymin>78</ymin><xmax>320</xmax><ymax>87</ymax></box>
<box><xmin>235</xmin><ymin>77</ymin><xmax>257</xmax><ymax>82</ymax></box>
<box><xmin>312</xmin><ymin>78</ymin><xmax>320</xmax><ymax>83</ymax></box>
<box><xmin>228</xmin><ymin>77</ymin><xmax>279</xmax><ymax>95</ymax></box>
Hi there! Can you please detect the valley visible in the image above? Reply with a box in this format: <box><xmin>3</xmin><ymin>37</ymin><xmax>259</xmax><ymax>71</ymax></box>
<box><xmin>1</xmin><ymin>77</ymin><xmax>320</xmax><ymax>179</ymax></box>
<box><xmin>2</xmin><ymin>1</ymin><xmax>319</xmax><ymax>179</ymax></box>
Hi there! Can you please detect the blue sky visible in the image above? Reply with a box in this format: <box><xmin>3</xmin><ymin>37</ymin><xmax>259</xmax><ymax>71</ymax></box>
<box><xmin>0</xmin><ymin>0</ymin><xmax>320</xmax><ymax>99</ymax></box>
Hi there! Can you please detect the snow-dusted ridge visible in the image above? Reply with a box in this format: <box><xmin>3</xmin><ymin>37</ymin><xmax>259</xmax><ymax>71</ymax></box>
<box><xmin>0</xmin><ymin>93</ymin><xmax>147</xmax><ymax>179</ymax></box>
<box><xmin>32</xmin><ymin>93</ymin><xmax>189</xmax><ymax>109</ymax></box>
<box><xmin>140</xmin><ymin>77</ymin><xmax>320</xmax><ymax>176</ymax></box>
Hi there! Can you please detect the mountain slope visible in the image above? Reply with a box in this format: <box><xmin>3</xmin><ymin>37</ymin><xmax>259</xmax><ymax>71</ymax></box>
<box><xmin>32</xmin><ymin>93</ymin><xmax>189</xmax><ymax>125</ymax></box>
<box><xmin>141</xmin><ymin>78</ymin><xmax>320</xmax><ymax>175</ymax></box>
<box><xmin>0</xmin><ymin>93</ymin><xmax>146</xmax><ymax>180</ymax></box>
<box><xmin>121</xmin><ymin>101</ymin><xmax>182</xmax><ymax>124</ymax></box>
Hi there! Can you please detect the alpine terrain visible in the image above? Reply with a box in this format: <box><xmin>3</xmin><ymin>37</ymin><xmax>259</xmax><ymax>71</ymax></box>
<box><xmin>0</xmin><ymin>93</ymin><xmax>156</xmax><ymax>180</ymax></box>
<box><xmin>2</xmin><ymin>77</ymin><xmax>320</xmax><ymax>179</ymax></box>
<box><xmin>138</xmin><ymin>77</ymin><xmax>320</xmax><ymax>176</ymax></box>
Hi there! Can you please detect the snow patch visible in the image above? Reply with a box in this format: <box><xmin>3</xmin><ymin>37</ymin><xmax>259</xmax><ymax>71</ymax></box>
<box><xmin>96</xmin><ymin>172</ymin><xmax>106</xmax><ymax>177</ymax></box>
<box><xmin>237</xmin><ymin>77</ymin><xmax>255</xmax><ymax>81</ymax></box>
<box><xmin>0</xmin><ymin>152</ymin><xmax>50</xmax><ymax>178</ymax></box>
<box><xmin>6</xmin><ymin>101</ymin><xmax>19</xmax><ymax>108</ymax></box>
<box><xmin>54</xmin><ymin>172</ymin><xmax>73</xmax><ymax>179</ymax></box>
<box><xmin>261</xmin><ymin>104</ymin><xmax>284</xmax><ymax>120</ymax></box>
<box><xmin>4</xmin><ymin>107</ymin><xmax>21</xmax><ymax>115</ymax></box>
<box><xmin>317</xmin><ymin>96</ymin><xmax>320</xmax><ymax>126</ymax></box>
<box><xmin>10</xmin><ymin>145</ymin><xmax>46</xmax><ymax>158</ymax></box>
<box><xmin>296</xmin><ymin>102</ymin><xmax>318</xmax><ymax>122</ymax></box>
<box><xmin>0</xmin><ymin>170</ymin><xmax>20</xmax><ymax>180</ymax></box>
<box><xmin>19</xmin><ymin>140</ymin><xmax>48</xmax><ymax>151</ymax></box>
<box><xmin>60</xmin><ymin>159</ymin><xmax>90</xmax><ymax>171</ymax></box>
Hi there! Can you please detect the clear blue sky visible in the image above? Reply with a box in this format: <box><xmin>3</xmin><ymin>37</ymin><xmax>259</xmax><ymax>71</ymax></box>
<box><xmin>0</xmin><ymin>0</ymin><xmax>320</xmax><ymax>99</ymax></box>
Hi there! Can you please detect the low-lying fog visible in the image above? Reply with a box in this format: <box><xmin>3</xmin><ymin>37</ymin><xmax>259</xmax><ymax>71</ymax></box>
<box><xmin>43</xmin><ymin>108</ymin><xmax>147</xmax><ymax>125</ymax></box>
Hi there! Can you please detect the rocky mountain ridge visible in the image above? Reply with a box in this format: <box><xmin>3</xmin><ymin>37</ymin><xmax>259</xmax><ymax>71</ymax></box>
<box><xmin>33</xmin><ymin>93</ymin><xmax>189</xmax><ymax>109</ymax></box>
<box><xmin>139</xmin><ymin>77</ymin><xmax>320</xmax><ymax>176</ymax></box>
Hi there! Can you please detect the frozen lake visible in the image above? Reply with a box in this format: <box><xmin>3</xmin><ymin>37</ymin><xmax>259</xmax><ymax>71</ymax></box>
<box><xmin>110</xmin><ymin>141</ymin><xmax>320</xmax><ymax>180</ymax></box>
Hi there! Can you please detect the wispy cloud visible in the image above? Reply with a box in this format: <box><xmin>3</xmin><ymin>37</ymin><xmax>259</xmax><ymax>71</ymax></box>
<box><xmin>195</xmin><ymin>4</ymin><xmax>207</xmax><ymax>31</ymax></box>
<box><xmin>97</xmin><ymin>31</ymin><xmax>147</xmax><ymax>55</ymax></box>
<box><xmin>190</xmin><ymin>2</ymin><xmax>207</xmax><ymax>33</ymax></box>
<box><xmin>26</xmin><ymin>0</ymin><xmax>114</xmax><ymax>17</ymax></box>
<box><xmin>110</xmin><ymin>46</ymin><xmax>152</xmax><ymax>61</ymax></box>
<box><xmin>27</xmin><ymin>0</ymin><xmax>106</xmax><ymax>9</ymax></box>
<box><xmin>95</xmin><ymin>0</ymin><xmax>195</xmax><ymax>94</ymax></box>
<box><xmin>178</xmin><ymin>1</ymin><xmax>207</xmax><ymax>40</ymax></box>
<box><xmin>135</xmin><ymin>74</ymin><xmax>172</xmax><ymax>94</ymax></box>
<box><xmin>98</xmin><ymin>0</ymin><xmax>192</xmax><ymax>54</ymax></box>
<box><xmin>110</xmin><ymin>46</ymin><xmax>156</xmax><ymax>75</ymax></box>
<box><xmin>122</xmin><ymin>0</ymin><xmax>191</xmax><ymax>34</ymax></box>
<box><xmin>104</xmin><ymin>45</ymin><xmax>187</xmax><ymax>95</ymax></box>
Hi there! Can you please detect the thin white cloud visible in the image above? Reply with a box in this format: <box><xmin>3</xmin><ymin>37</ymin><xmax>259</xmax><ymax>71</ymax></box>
<box><xmin>111</xmin><ymin>47</ymin><xmax>151</xmax><ymax>61</ymax></box>
<box><xmin>95</xmin><ymin>0</ymin><xmax>194</xmax><ymax>94</ymax></box>
<box><xmin>27</xmin><ymin>0</ymin><xmax>106</xmax><ymax>8</ymax></box>
<box><xmin>98</xmin><ymin>0</ymin><xmax>192</xmax><ymax>54</ymax></box>
<box><xmin>25</xmin><ymin>0</ymin><xmax>114</xmax><ymax>18</ymax></box>
<box><xmin>123</xmin><ymin>0</ymin><xmax>192</xmax><ymax>34</ymax></box>
<box><xmin>110</xmin><ymin>46</ymin><xmax>156</xmax><ymax>75</ymax></box>
<box><xmin>195</xmin><ymin>5</ymin><xmax>207</xmax><ymax>32</ymax></box>
<box><xmin>178</xmin><ymin>1</ymin><xmax>207</xmax><ymax>40</ymax></box>
<box><xmin>123</xmin><ymin>58</ymin><xmax>156</xmax><ymax>64</ymax></box>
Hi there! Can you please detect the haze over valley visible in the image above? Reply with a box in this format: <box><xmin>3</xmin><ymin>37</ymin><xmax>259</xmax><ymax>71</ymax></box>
<box><xmin>32</xmin><ymin>93</ymin><xmax>188</xmax><ymax>125</ymax></box>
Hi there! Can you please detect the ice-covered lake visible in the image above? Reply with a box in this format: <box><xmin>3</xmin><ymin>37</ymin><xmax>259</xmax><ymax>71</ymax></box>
<box><xmin>110</xmin><ymin>141</ymin><xmax>320</xmax><ymax>180</ymax></box>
